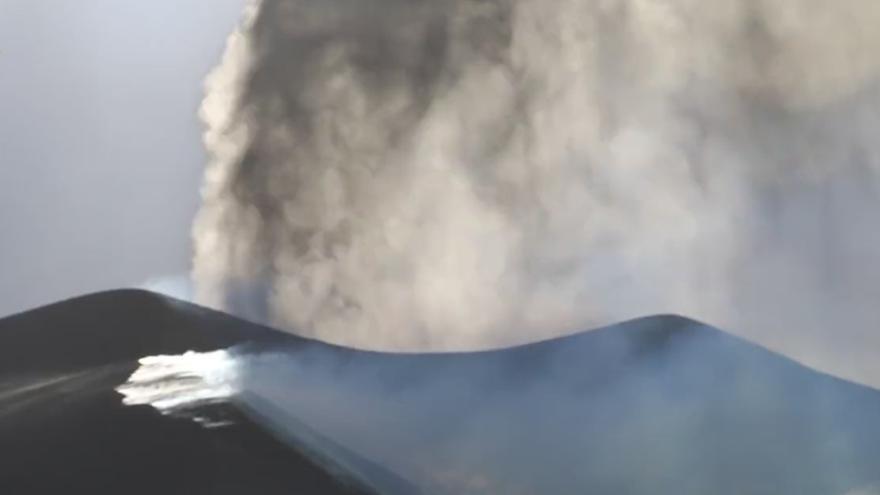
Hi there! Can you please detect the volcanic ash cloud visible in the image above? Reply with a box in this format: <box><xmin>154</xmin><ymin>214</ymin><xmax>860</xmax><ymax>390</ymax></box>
<box><xmin>193</xmin><ymin>0</ymin><xmax>880</xmax><ymax>364</ymax></box>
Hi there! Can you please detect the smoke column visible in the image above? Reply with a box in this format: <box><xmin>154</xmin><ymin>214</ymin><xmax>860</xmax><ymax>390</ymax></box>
<box><xmin>193</xmin><ymin>0</ymin><xmax>880</xmax><ymax>381</ymax></box>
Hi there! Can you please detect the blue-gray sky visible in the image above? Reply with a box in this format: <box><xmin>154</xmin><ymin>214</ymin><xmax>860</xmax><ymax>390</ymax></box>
<box><xmin>0</xmin><ymin>0</ymin><xmax>244</xmax><ymax>316</ymax></box>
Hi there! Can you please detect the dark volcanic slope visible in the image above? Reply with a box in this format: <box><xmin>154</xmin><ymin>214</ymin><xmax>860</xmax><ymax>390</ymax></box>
<box><xmin>0</xmin><ymin>289</ymin><xmax>290</xmax><ymax>376</ymax></box>
<box><xmin>0</xmin><ymin>290</ymin><xmax>375</xmax><ymax>495</ymax></box>
<box><xmin>2</xmin><ymin>290</ymin><xmax>880</xmax><ymax>495</ymax></box>
<box><xmin>235</xmin><ymin>317</ymin><xmax>880</xmax><ymax>495</ymax></box>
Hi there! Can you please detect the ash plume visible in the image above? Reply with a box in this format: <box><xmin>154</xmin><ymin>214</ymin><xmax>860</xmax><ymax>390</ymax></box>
<box><xmin>193</xmin><ymin>0</ymin><xmax>880</xmax><ymax>381</ymax></box>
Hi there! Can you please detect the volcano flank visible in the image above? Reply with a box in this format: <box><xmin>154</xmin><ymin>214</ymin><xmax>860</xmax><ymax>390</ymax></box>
<box><xmin>1</xmin><ymin>290</ymin><xmax>879</xmax><ymax>494</ymax></box>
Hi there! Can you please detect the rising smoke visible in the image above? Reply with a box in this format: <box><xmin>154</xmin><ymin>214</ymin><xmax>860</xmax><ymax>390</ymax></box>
<box><xmin>192</xmin><ymin>0</ymin><xmax>880</xmax><ymax>380</ymax></box>
<box><xmin>117</xmin><ymin>318</ymin><xmax>880</xmax><ymax>494</ymax></box>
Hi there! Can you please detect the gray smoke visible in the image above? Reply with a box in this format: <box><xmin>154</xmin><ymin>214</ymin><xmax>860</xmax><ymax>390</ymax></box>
<box><xmin>228</xmin><ymin>318</ymin><xmax>880</xmax><ymax>495</ymax></box>
<box><xmin>193</xmin><ymin>0</ymin><xmax>880</xmax><ymax>383</ymax></box>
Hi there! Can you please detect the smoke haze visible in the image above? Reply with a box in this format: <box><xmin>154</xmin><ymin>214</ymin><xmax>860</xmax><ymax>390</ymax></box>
<box><xmin>117</xmin><ymin>317</ymin><xmax>880</xmax><ymax>494</ymax></box>
<box><xmin>192</xmin><ymin>0</ymin><xmax>880</xmax><ymax>384</ymax></box>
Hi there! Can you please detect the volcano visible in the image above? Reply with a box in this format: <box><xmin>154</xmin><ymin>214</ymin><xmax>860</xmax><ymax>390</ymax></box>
<box><xmin>1</xmin><ymin>290</ymin><xmax>879</xmax><ymax>494</ymax></box>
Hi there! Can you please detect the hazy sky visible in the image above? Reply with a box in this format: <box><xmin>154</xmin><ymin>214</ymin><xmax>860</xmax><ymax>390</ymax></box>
<box><xmin>0</xmin><ymin>0</ymin><xmax>245</xmax><ymax>316</ymax></box>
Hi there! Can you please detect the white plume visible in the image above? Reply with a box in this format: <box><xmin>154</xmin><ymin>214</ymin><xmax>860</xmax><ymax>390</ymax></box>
<box><xmin>192</xmin><ymin>0</ymin><xmax>880</xmax><ymax>383</ymax></box>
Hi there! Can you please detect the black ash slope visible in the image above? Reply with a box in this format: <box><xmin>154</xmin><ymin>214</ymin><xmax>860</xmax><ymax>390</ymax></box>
<box><xmin>238</xmin><ymin>317</ymin><xmax>880</xmax><ymax>494</ymax></box>
<box><xmin>1</xmin><ymin>290</ymin><xmax>880</xmax><ymax>494</ymax></box>
<box><xmin>0</xmin><ymin>290</ymin><xmax>379</xmax><ymax>495</ymax></box>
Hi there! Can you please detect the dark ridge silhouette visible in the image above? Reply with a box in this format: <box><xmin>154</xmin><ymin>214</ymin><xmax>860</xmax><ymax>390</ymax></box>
<box><xmin>0</xmin><ymin>289</ymin><xmax>292</xmax><ymax>376</ymax></box>
<box><xmin>0</xmin><ymin>290</ymin><xmax>379</xmax><ymax>495</ymax></box>
<box><xmin>1</xmin><ymin>290</ymin><xmax>880</xmax><ymax>494</ymax></box>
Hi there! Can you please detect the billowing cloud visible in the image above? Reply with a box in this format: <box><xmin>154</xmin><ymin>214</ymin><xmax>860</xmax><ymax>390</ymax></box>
<box><xmin>192</xmin><ymin>0</ymin><xmax>880</xmax><ymax>385</ymax></box>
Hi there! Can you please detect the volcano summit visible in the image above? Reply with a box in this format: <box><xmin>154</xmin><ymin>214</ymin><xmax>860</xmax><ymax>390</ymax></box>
<box><xmin>0</xmin><ymin>290</ymin><xmax>879</xmax><ymax>494</ymax></box>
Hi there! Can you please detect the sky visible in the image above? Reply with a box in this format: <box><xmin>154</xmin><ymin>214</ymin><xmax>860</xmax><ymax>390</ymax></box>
<box><xmin>0</xmin><ymin>0</ymin><xmax>245</xmax><ymax>316</ymax></box>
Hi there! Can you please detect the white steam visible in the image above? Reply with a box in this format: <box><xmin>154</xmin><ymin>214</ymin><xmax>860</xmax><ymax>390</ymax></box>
<box><xmin>117</xmin><ymin>350</ymin><xmax>240</xmax><ymax>427</ymax></box>
<box><xmin>192</xmin><ymin>0</ymin><xmax>880</xmax><ymax>381</ymax></box>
